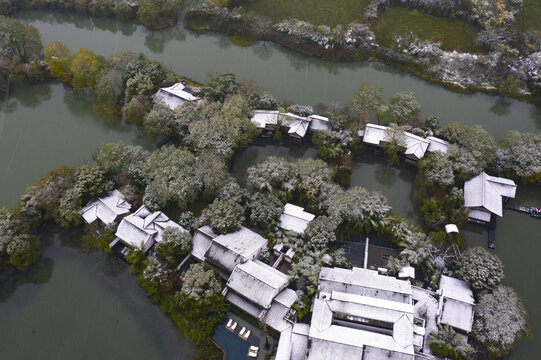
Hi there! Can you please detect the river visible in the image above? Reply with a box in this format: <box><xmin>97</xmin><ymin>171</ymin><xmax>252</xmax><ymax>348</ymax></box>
<box><xmin>0</xmin><ymin>9</ymin><xmax>539</xmax><ymax>359</ymax></box>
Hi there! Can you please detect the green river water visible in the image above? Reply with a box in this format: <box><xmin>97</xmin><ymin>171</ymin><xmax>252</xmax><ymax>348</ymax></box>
<box><xmin>0</xmin><ymin>10</ymin><xmax>539</xmax><ymax>359</ymax></box>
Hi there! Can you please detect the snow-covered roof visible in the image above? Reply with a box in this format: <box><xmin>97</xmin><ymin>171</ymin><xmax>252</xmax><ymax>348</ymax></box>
<box><xmin>80</xmin><ymin>190</ymin><xmax>131</xmax><ymax>225</ymax></box>
<box><xmin>464</xmin><ymin>172</ymin><xmax>517</xmax><ymax>217</ymax></box>
<box><xmin>115</xmin><ymin>205</ymin><xmax>184</xmax><ymax>251</ymax></box>
<box><xmin>362</xmin><ymin>123</ymin><xmax>388</xmax><ymax>145</ymax></box>
<box><xmin>319</xmin><ymin>267</ymin><xmax>413</xmax><ymax>303</ymax></box>
<box><xmin>153</xmin><ymin>83</ymin><xmax>200</xmax><ymax>110</ymax></box>
<box><xmin>308</xmin><ymin>115</ymin><xmax>331</xmax><ymax>132</ymax></box>
<box><xmin>204</xmin><ymin>226</ymin><xmax>268</xmax><ymax>273</ymax></box>
<box><xmin>225</xmin><ymin>291</ymin><xmax>264</xmax><ymax>319</ymax></box>
<box><xmin>251</xmin><ymin>110</ymin><xmax>280</xmax><ymax>128</ymax></box>
<box><xmin>265</xmin><ymin>288</ymin><xmax>299</xmax><ymax>332</ymax></box>
<box><xmin>280</xmin><ymin>113</ymin><xmax>312</xmax><ymax>138</ymax></box>
<box><xmin>427</xmin><ymin>136</ymin><xmax>449</xmax><ymax>154</ymax></box>
<box><xmin>226</xmin><ymin>259</ymin><xmax>289</xmax><ymax>309</ymax></box>
<box><xmin>191</xmin><ymin>225</ymin><xmax>219</xmax><ymax>261</ymax></box>
<box><xmin>279</xmin><ymin>203</ymin><xmax>315</xmax><ymax>234</ymax></box>
<box><xmin>403</xmin><ymin>132</ymin><xmax>429</xmax><ymax>160</ymax></box>
<box><xmin>468</xmin><ymin>209</ymin><xmax>492</xmax><ymax>222</ymax></box>
<box><xmin>438</xmin><ymin>275</ymin><xmax>475</xmax><ymax>333</ymax></box>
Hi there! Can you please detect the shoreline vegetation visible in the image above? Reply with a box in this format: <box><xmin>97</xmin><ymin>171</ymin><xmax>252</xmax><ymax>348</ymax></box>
<box><xmin>1</xmin><ymin>13</ymin><xmax>538</xmax><ymax>360</ymax></box>
<box><xmin>1</xmin><ymin>0</ymin><xmax>541</xmax><ymax>103</ymax></box>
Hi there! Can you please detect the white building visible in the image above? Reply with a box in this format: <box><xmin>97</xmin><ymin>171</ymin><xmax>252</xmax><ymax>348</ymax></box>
<box><xmin>113</xmin><ymin>205</ymin><xmax>184</xmax><ymax>252</ymax></box>
<box><xmin>279</xmin><ymin>203</ymin><xmax>315</xmax><ymax>234</ymax></box>
<box><xmin>464</xmin><ymin>172</ymin><xmax>517</xmax><ymax>223</ymax></box>
<box><xmin>362</xmin><ymin>123</ymin><xmax>429</xmax><ymax>161</ymax></box>
<box><xmin>307</xmin><ymin>115</ymin><xmax>331</xmax><ymax>132</ymax></box>
<box><xmin>437</xmin><ymin>275</ymin><xmax>475</xmax><ymax>334</ymax></box>
<box><xmin>80</xmin><ymin>190</ymin><xmax>131</xmax><ymax>225</ymax></box>
<box><xmin>426</xmin><ymin>136</ymin><xmax>449</xmax><ymax>154</ymax></box>
<box><xmin>275</xmin><ymin>267</ymin><xmax>426</xmax><ymax>360</ymax></box>
<box><xmin>250</xmin><ymin>110</ymin><xmax>280</xmax><ymax>129</ymax></box>
<box><xmin>280</xmin><ymin>113</ymin><xmax>312</xmax><ymax>141</ymax></box>
<box><xmin>153</xmin><ymin>82</ymin><xmax>200</xmax><ymax>110</ymax></box>
<box><xmin>191</xmin><ymin>225</ymin><xmax>268</xmax><ymax>274</ymax></box>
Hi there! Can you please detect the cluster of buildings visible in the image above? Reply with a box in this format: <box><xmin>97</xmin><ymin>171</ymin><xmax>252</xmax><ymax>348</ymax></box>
<box><xmin>79</xmin><ymin>190</ymin><xmax>185</xmax><ymax>255</ymax></box>
<box><xmin>250</xmin><ymin>110</ymin><xmax>332</xmax><ymax>142</ymax></box>
<box><xmin>80</xmin><ymin>191</ymin><xmax>478</xmax><ymax>359</ymax></box>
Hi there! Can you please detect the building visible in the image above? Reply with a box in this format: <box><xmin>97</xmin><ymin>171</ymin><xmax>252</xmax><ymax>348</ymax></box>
<box><xmin>113</xmin><ymin>205</ymin><xmax>184</xmax><ymax>252</ymax></box>
<box><xmin>80</xmin><ymin>190</ymin><xmax>131</xmax><ymax>225</ymax></box>
<box><xmin>279</xmin><ymin>203</ymin><xmax>315</xmax><ymax>234</ymax></box>
<box><xmin>436</xmin><ymin>275</ymin><xmax>475</xmax><ymax>334</ymax></box>
<box><xmin>153</xmin><ymin>82</ymin><xmax>200</xmax><ymax>110</ymax></box>
<box><xmin>307</xmin><ymin>115</ymin><xmax>331</xmax><ymax>132</ymax></box>
<box><xmin>362</xmin><ymin>123</ymin><xmax>429</xmax><ymax>162</ymax></box>
<box><xmin>464</xmin><ymin>172</ymin><xmax>517</xmax><ymax>223</ymax></box>
<box><xmin>191</xmin><ymin>225</ymin><xmax>268</xmax><ymax>274</ymax></box>
<box><xmin>426</xmin><ymin>136</ymin><xmax>449</xmax><ymax>154</ymax></box>
<box><xmin>280</xmin><ymin>113</ymin><xmax>312</xmax><ymax>142</ymax></box>
<box><xmin>250</xmin><ymin>110</ymin><xmax>280</xmax><ymax>131</ymax></box>
<box><xmin>275</xmin><ymin>267</ymin><xmax>427</xmax><ymax>360</ymax></box>
<box><xmin>224</xmin><ymin>259</ymin><xmax>297</xmax><ymax>331</ymax></box>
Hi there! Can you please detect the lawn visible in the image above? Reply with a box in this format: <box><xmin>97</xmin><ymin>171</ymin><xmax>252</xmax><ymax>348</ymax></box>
<box><xmin>240</xmin><ymin>0</ymin><xmax>370</xmax><ymax>27</ymax></box>
<box><xmin>373</xmin><ymin>8</ymin><xmax>482</xmax><ymax>53</ymax></box>
<box><xmin>516</xmin><ymin>0</ymin><xmax>541</xmax><ymax>32</ymax></box>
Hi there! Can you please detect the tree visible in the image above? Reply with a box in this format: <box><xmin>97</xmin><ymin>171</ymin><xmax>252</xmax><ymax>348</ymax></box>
<box><xmin>349</xmin><ymin>82</ymin><xmax>387</xmax><ymax>122</ymax></box>
<box><xmin>44</xmin><ymin>41</ymin><xmax>72</xmax><ymax>82</ymax></box>
<box><xmin>312</xmin><ymin>130</ymin><xmax>345</xmax><ymax>161</ymax></box>
<box><xmin>70</xmin><ymin>48</ymin><xmax>104</xmax><ymax>88</ymax></box>
<box><xmin>123</xmin><ymin>95</ymin><xmax>149</xmax><ymax>124</ymax></box>
<box><xmin>419</xmin><ymin>152</ymin><xmax>455</xmax><ymax>189</ymax></box>
<box><xmin>176</xmin><ymin>263</ymin><xmax>228</xmax><ymax>344</ymax></box>
<box><xmin>200</xmin><ymin>72</ymin><xmax>238</xmax><ymax>102</ymax></box>
<box><xmin>247</xmin><ymin>156</ymin><xmax>296</xmax><ymax>193</ymax></box>
<box><xmin>303</xmin><ymin>216</ymin><xmax>338</xmax><ymax>252</ymax></box>
<box><xmin>383</xmin><ymin>124</ymin><xmax>406</xmax><ymax>164</ymax></box>
<box><xmin>0</xmin><ymin>17</ymin><xmax>42</xmax><ymax>61</ymax></box>
<box><xmin>196</xmin><ymin>152</ymin><xmax>229</xmax><ymax>201</ymax></box>
<box><xmin>248</xmin><ymin>192</ymin><xmax>282</xmax><ymax>231</ymax></box>
<box><xmin>137</xmin><ymin>0</ymin><xmax>161</xmax><ymax>28</ymax></box>
<box><xmin>143</xmin><ymin>103</ymin><xmax>187</xmax><ymax>137</ymax></box>
<box><xmin>498</xmin><ymin>74</ymin><xmax>522</xmax><ymax>98</ymax></box>
<box><xmin>155</xmin><ymin>227</ymin><xmax>191</xmax><ymax>269</ymax></box>
<box><xmin>88</xmin><ymin>0</ymin><xmax>113</xmax><ymax>17</ymax></box>
<box><xmin>113</xmin><ymin>0</ymin><xmax>134</xmax><ymax>21</ymax></box>
<box><xmin>141</xmin><ymin>146</ymin><xmax>201</xmax><ymax>210</ymax></box>
<box><xmin>386</xmin><ymin>91</ymin><xmax>421</xmax><ymax>125</ymax></box>
<box><xmin>493</xmin><ymin>131</ymin><xmax>541</xmax><ymax>183</ymax></box>
<box><xmin>428</xmin><ymin>324</ymin><xmax>474</xmax><ymax>360</ymax></box>
<box><xmin>93</xmin><ymin>68</ymin><xmax>124</xmax><ymax>120</ymax></box>
<box><xmin>93</xmin><ymin>141</ymin><xmax>149</xmax><ymax>180</ymax></box>
<box><xmin>206</xmin><ymin>198</ymin><xmax>245</xmax><ymax>234</ymax></box>
<box><xmin>0</xmin><ymin>207</ymin><xmax>41</xmax><ymax>271</ymax></box>
<box><xmin>473</xmin><ymin>285</ymin><xmax>529</xmax><ymax>358</ymax></box>
<box><xmin>457</xmin><ymin>247</ymin><xmax>504</xmax><ymax>293</ymax></box>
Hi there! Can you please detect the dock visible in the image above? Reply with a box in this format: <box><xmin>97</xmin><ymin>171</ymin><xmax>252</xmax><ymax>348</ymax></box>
<box><xmin>504</xmin><ymin>204</ymin><xmax>541</xmax><ymax>218</ymax></box>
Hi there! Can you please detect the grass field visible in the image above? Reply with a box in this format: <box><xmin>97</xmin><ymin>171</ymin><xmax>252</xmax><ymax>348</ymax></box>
<box><xmin>240</xmin><ymin>0</ymin><xmax>370</xmax><ymax>27</ymax></box>
<box><xmin>373</xmin><ymin>8</ymin><xmax>481</xmax><ymax>53</ymax></box>
<box><xmin>516</xmin><ymin>0</ymin><xmax>541</xmax><ymax>32</ymax></box>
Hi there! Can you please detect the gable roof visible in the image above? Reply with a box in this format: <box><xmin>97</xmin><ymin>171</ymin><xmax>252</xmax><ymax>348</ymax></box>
<box><xmin>426</xmin><ymin>136</ymin><xmax>449</xmax><ymax>154</ymax></box>
<box><xmin>115</xmin><ymin>205</ymin><xmax>184</xmax><ymax>251</ymax></box>
<box><xmin>464</xmin><ymin>172</ymin><xmax>517</xmax><ymax>216</ymax></box>
<box><xmin>308</xmin><ymin>115</ymin><xmax>331</xmax><ymax>132</ymax></box>
<box><xmin>191</xmin><ymin>225</ymin><xmax>219</xmax><ymax>261</ymax></box>
<box><xmin>80</xmin><ymin>190</ymin><xmax>131</xmax><ymax>225</ymax></box>
<box><xmin>153</xmin><ymin>83</ymin><xmax>200</xmax><ymax>110</ymax></box>
<box><xmin>319</xmin><ymin>267</ymin><xmax>412</xmax><ymax>303</ymax></box>
<box><xmin>280</xmin><ymin>113</ymin><xmax>312</xmax><ymax>138</ymax></box>
<box><xmin>279</xmin><ymin>203</ymin><xmax>315</xmax><ymax>234</ymax></box>
<box><xmin>438</xmin><ymin>275</ymin><xmax>475</xmax><ymax>333</ymax></box>
<box><xmin>204</xmin><ymin>226</ymin><xmax>268</xmax><ymax>272</ymax></box>
<box><xmin>251</xmin><ymin>110</ymin><xmax>280</xmax><ymax>128</ymax></box>
<box><xmin>226</xmin><ymin>259</ymin><xmax>289</xmax><ymax>309</ymax></box>
<box><xmin>403</xmin><ymin>132</ymin><xmax>429</xmax><ymax>160</ymax></box>
<box><xmin>362</xmin><ymin>123</ymin><xmax>388</xmax><ymax>145</ymax></box>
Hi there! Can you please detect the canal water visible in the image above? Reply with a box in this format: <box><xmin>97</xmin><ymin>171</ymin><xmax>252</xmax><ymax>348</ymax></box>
<box><xmin>0</xmin><ymin>9</ymin><xmax>539</xmax><ymax>359</ymax></box>
<box><xmin>17</xmin><ymin>10</ymin><xmax>541</xmax><ymax>138</ymax></box>
<box><xmin>0</xmin><ymin>229</ymin><xmax>196</xmax><ymax>359</ymax></box>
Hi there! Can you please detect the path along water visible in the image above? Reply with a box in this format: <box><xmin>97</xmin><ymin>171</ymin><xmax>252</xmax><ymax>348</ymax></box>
<box><xmin>0</xmin><ymin>9</ymin><xmax>540</xmax><ymax>359</ymax></box>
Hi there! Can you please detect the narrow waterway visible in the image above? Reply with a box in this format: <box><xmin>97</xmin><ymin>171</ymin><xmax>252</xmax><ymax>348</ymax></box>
<box><xmin>18</xmin><ymin>10</ymin><xmax>541</xmax><ymax>138</ymax></box>
<box><xmin>0</xmin><ymin>229</ymin><xmax>196</xmax><ymax>359</ymax></box>
<box><xmin>0</xmin><ymin>9</ymin><xmax>539</xmax><ymax>359</ymax></box>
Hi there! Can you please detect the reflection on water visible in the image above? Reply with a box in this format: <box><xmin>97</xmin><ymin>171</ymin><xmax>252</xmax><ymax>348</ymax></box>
<box><xmin>0</xmin><ymin>257</ymin><xmax>55</xmax><ymax>302</ymax></box>
<box><xmin>0</xmin><ymin>229</ymin><xmax>196</xmax><ymax>360</ymax></box>
<box><xmin>17</xmin><ymin>10</ymin><xmax>541</xmax><ymax>138</ymax></box>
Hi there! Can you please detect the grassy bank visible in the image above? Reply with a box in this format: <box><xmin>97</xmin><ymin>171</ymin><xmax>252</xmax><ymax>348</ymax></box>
<box><xmin>240</xmin><ymin>0</ymin><xmax>370</xmax><ymax>27</ymax></box>
<box><xmin>516</xmin><ymin>0</ymin><xmax>541</xmax><ymax>32</ymax></box>
<box><xmin>373</xmin><ymin>8</ymin><xmax>482</xmax><ymax>53</ymax></box>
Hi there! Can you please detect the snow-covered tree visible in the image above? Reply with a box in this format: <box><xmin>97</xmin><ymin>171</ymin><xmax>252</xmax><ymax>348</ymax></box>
<box><xmin>473</xmin><ymin>285</ymin><xmax>529</xmax><ymax>358</ymax></box>
<box><xmin>248</xmin><ymin>192</ymin><xmax>283</xmax><ymax>231</ymax></box>
<box><xmin>457</xmin><ymin>246</ymin><xmax>504</xmax><ymax>293</ymax></box>
<box><xmin>155</xmin><ymin>227</ymin><xmax>191</xmax><ymax>269</ymax></box>
<box><xmin>386</xmin><ymin>92</ymin><xmax>421</xmax><ymax>125</ymax></box>
<box><xmin>179</xmin><ymin>263</ymin><xmax>222</xmax><ymax>302</ymax></box>
<box><xmin>206</xmin><ymin>198</ymin><xmax>245</xmax><ymax>234</ymax></box>
<box><xmin>428</xmin><ymin>324</ymin><xmax>474</xmax><ymax>360</ymax></box>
